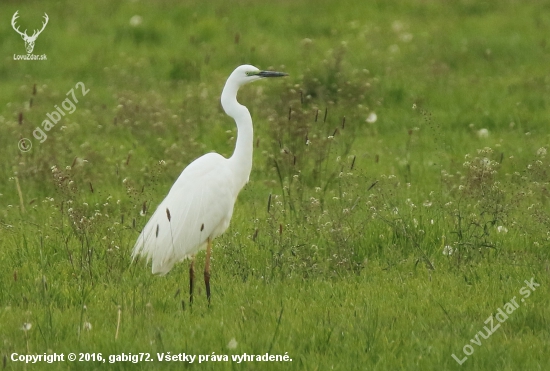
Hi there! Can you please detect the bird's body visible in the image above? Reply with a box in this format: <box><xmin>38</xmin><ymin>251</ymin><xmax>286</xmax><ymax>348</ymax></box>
<box><xmin>132</xmin><ymin>65</ymin><xmax>287</xmax><ymax>302</ymax></box>
<box><xmin>134</xmin><ymin>152</ymin><xmax>237</xmax><ymax>275</ymax></box>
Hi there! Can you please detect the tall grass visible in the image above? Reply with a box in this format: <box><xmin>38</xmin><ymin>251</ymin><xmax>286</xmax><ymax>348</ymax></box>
<box><xmin>1</xmin><ymin>0</ymin><xmax>549</xmax><ymax>370</ymax></box>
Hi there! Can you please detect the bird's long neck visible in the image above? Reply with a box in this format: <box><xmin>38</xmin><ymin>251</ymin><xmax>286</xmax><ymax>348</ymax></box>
<box><xmin>222</xmin><ymin>83</ymin><xmax>253</xmax><ymax>193</ymax></box>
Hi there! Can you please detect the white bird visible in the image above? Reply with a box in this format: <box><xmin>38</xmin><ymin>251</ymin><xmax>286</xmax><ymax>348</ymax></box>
<box><xmin>132</xmin><ymin>65</ymin><xmax>287</xmax><ymax>304</ymax></box>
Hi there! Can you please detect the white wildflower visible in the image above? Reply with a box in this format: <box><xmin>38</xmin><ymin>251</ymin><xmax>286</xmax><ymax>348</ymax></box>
<box><xmin>442</xmin><ymin>246</ymin><xmax>453</xmax><ymax>256</ymax></box>
<box><xmin>22</xmin><ymin>323</ymin><xmax>32</xmax><ymax>331</ymax></box>
<box><xmin>227</xmin><ymin>338</ymin><xmax>238</xmax><ymax>350</ymax></box>
<box><xmin>366</xmin><ymin>112</ymin><xmax>377</xmax><ymax>123</ymax></box>
<box><xmin>497</xmin><ymin>226</ymin><xmax>508</xmax><ymax>234</ymax></box>
<box><xmin>477</xmin><ymin>128</ymin><xmax>489</xmax><ymax>138</ymax></box>
<box><xmin>129</xmin><ymin>15</ymin><xmax>143</xmax><ymax>27</ymax></box>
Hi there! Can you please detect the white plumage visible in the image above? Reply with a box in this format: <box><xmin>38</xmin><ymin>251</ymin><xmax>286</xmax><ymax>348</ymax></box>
<box><xmin>132</xmin><ymin>153</ymin><xmax>236</xmax><ymax>274</ymax></box>
<box><xmin>131</xmin><ymin>65</ymin><xmax>287</xmax><ymax>302</ymax></box>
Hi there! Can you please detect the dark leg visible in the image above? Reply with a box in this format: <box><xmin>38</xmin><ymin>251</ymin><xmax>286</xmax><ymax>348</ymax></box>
<box><xmin>204</xmin><ymin>238</ymin><xmax>212</xmax><ymax>305</ymax></box>
<box><xmin>189</xmin><ymin>256</ymin><xmax>195</xmax><ymax>305</ymax></box>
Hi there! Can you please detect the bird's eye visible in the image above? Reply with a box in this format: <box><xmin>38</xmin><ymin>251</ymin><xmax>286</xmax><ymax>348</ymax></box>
<box><xmin>246</xmin><ymin>71</ymin><xmax>257</xmax><ymax>77</ymax></box>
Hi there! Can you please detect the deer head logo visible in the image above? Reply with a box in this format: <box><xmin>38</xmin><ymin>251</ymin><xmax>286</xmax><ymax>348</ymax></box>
<box><xmin>11</xmin><ymin>11</ymin><xmax>49</xmax><ymax>54</ymax></box>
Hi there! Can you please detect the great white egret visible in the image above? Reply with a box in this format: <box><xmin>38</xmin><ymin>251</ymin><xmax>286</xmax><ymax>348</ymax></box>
<box><xmin>132</xmin><ymin>65</ymin><xmax>287</xmax><ymax>304</ymax></box>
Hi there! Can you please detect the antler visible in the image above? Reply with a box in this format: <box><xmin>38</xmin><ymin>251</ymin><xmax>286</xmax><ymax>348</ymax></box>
<box><xmin>11</xmin><ymin>11</ymin><xmax>28</xmax><ymax>38</ymax></box>
<box><xmin>31</xmin><ymin>13</ymin><xmax>49</xmax><ymax>38</ymax></box>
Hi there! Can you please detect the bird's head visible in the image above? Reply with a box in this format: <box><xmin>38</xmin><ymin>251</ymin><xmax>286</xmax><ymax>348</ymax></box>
<box><xmin>230</xmin><ymin>64</ymin><xmax>288</xmax><ymax>87</ymax></box>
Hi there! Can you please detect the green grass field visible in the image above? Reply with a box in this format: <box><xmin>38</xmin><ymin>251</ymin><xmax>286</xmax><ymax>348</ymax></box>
<box><xmin>1</xmin><ymin>0</ymin><xmax>549</xmax><ymax>369</ymax></box>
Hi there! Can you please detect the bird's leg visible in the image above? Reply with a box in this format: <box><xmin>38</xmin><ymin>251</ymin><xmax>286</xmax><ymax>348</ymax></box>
<box><xmin>204</xmin><ymin>238</ymin><xmax>212</xmax><ymax>305</ymax></box>
<box><xmin>189</xmin><ymin>256</ymin><xmax>195</xmax><ymax>305</ymax></box>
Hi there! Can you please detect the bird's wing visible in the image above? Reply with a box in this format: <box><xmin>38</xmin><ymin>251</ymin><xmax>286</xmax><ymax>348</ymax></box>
<box><xmin>132</xmin><ymin>153</ymin><xmax>236</xmax><ymax>275</ymax></box>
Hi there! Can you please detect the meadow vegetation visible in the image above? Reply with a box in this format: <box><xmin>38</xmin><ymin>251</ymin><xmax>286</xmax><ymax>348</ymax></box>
<box><xmin>0</xmin><ymin>0</ymin><xmax>549</xmax><ymax>370</ymax></box>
